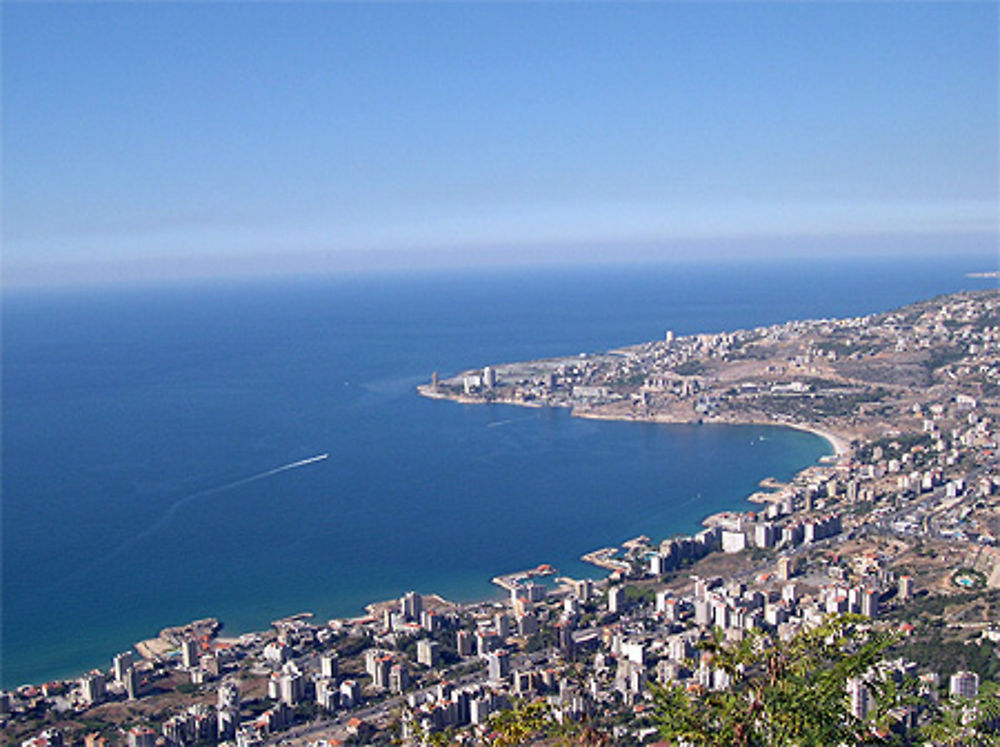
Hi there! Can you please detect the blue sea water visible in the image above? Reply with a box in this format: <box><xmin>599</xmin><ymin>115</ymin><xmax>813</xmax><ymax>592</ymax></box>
<box><xmin>2</xmin><ymin>254</ymin><xmax>996</xmax><ymax>687</ymax></box>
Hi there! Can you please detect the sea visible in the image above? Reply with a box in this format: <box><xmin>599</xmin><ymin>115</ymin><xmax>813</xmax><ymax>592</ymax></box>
<box><xmin>2</xmin><ymin>253</ymin><xmax>997</xmax><ymax>687</ymax></box>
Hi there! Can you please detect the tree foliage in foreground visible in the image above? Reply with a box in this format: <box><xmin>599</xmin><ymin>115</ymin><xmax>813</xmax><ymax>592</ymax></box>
<box><xmin>470</xmin><ymin>615</ymin><xmax>1000</xmax><ymax>746</ymax></box>
<box><xmin>652</xmin><ymin>614</ymin><xmax>1000</xmax><ymax>746</ymax></box>
<box><xmin>487</xmin><ymin>697</ymin><xmax>612</xmax><ymax>746</ymax></box>
<box><xmin>653</xmin><ymin>615</ymin><xmax>901</xmax><ymax>746</ymax></box>
<box><xmin>920</xmin><ymin>680</ymin><xmax>1000</xmax><ymax>747</ymax></box>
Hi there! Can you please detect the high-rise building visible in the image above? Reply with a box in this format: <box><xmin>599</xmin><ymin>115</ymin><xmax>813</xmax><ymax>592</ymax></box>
<box><xmin>694</xmin><ymin>599</ymin><xmax>711</xmax><ymax>627</ymax></box>
<box><xmin>389</xmin><ymin>664</ymin><xmax>410</xmax><ymax>694</ymax></box>
<box><xmin>181</xmin><ymin>638</ymin><xmax>199</xmax><ymax>669</ymax></box>
<box><xmin>847</xmin><ymin>678</ymin><xmax>874</xmax><ymax>719</ymax></box>
<box><xmin>456</xmin><ymin>630</ymin><xmax>474</xmax><ymax>657</ymax></box>
<box><xmin>421</xmin><ymin>609</ymin><xmax>441</xmax><ymax>633</ymax></box>
<box><xmin>754</xmin><ymin>523</ymin><xmax>776</xmax><ymax>549</ymax></box>
<box><xmin>79</xmin><ymin>671</ymin><xmax>106</xmax><ymax>706</ymax></box>
<box><xmin>113</xmin><ymin>651</ymin><xmax>134</xmax><ymax>683</ymax></box>
<box><xmin>123</xmin><ymin>667</ymin><xmax>140</xmax><ymax>700</ymax></box>
<box><xmin>513</xmin><ymin>670</ymin><xmax>535</xmax><ymax>695</ymax></box>
<box><xmin>607</xmin><ymin>586</ymin><xmax>624</xmax><ymax>613</ymax></box>
<box><xmin>339</xmin><ymin>679</ymin><xmax>361</xmax><ymax>709</ymax></box>
<box><xmin>320</xmin><ymin>652</ymin><xmax>339</xmax><ymax>680</ymax></box>
<box><xmin>315</xmin><ymin>678</ymin><xmax>338</xmax><ymax>710</ymax></box>
<box><xmin>949</xmin><ymin>671</ymin><xmax>980</xmax><ymax>699</ymax></box>
<box><xmin>711</xmin><ymin>599</ymin><xmax>730</xmax><ymax>630</ymax></box>
<box><xmin>417</xmin><ymin>639</ymin><xmax>440</xmax><ymax>668</ymax></box>
<box><xmin>649</xmin><ymin>554</ymin><xmax>666</xmax><ymax>575</ymax></box>
<box><xmin>514</xmin><ymin>581</ymin><xmax>545</xmax><ymax>603</ymax></box>
<box><xmin>494</xmin><ymin>613</ymin><xmax>511</xmax><ymax>641</ymax></box>
<box><xmin>777</xmin><ymin>555</ymin><xmax>795</xmax><ymax>581</ymax></box>
<box><xmin>557</xmin><ymin>622</ymin><xmax>575</xmax><ymax>658</ymax></box>
<box><xmin>669</xmin><ymin>636</ymin><xmax>691</xmax><ymax>663</ymax></box>
<box><xmin>371</xmin><ymin>655</ymin><xmax>393</xmax><ymax>690</ymax></box>
<box><xmin>861</xmin><ymin>588</ymin><xmax>878</xmax><ymax>619</ymax></box>
<box><xmin>401</xmin><ymin>591</ymin><xmax>423</xmax><ymax>621</ymax></box>
<box><xmin>279</xmin><ymin>666</ymin><xmax>305</xmax><ymax>707</ymax></box>
<box><xmin>487</xmin><ymin>650</ymin><xmax>509</xmax><ymax>683</ymax></box>
<box><xmin>804</xmin><ymin>492</ymin><xmax>816</xmax><ymax>512</ymax></box>
<box><xmin>899</xmin><ymin>575</ymin><xmax>914</xmax><ymax>601</ymax></box>
<box><xmin>622</xmin><ymin>640</ymin><xmax>645</xmax><ymax>666</ymax></box>
<box><xmin>445</xmin><ymin>687</ymin><xmax>469</xmax><ymax>725</ymax></box>
<box><xmin>263</xmin><ymin>641</ymin><xmax>288</xmax><ymax>664</ymax></box>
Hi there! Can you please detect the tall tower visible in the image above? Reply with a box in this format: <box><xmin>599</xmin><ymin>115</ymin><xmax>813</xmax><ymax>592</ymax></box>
<box><xmin>321</xmin><ymin>652</ymin><xmax>339</xmax><ymax>680</ymax></box>
<box><xmin>181</xmin><ymin>638</ymin><xmax>199</xmax><ymax>669</ymax></box>
<box><xmin>401</xmin><ymin>590</ymin><xmax>423</xmax><ymax>621</ymax></box>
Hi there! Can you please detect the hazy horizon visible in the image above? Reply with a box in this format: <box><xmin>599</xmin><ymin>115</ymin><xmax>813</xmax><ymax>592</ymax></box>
<box><xmin>3</xmin><ymin>3</ymin><xmax>998</xmax><ymax>287</ymax></box>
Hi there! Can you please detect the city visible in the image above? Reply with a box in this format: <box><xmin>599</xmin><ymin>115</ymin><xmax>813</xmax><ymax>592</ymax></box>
<box><xmin>5</xmin><ymin>288</ymin><xmax>1000</xmax><ymax>745</ymax></box>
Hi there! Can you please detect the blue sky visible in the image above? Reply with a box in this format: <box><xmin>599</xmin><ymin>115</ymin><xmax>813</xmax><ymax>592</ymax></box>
<box><xmin>3</xmin><ymin>2</ymin><xmax>998</xmax><ymax>286</ymax></box>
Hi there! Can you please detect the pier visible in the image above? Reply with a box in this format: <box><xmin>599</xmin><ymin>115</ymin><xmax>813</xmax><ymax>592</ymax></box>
<box><xmin>491</xmin><ymin>564</ymin><xmax>556</xmax><ymax>592</ymax></box>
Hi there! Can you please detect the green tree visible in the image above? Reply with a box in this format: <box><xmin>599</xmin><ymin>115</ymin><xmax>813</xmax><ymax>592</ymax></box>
<box><xmin>489</xmin><ymin>698</ymin><xmax>555</xmax><ymax>746</ymax></box>
<box><xmin>652</xmin><ymin>615</ymin><xmax>902</xmax><ymax>746</ymax></box>
<box><xmin>487</xmin><ymin>697</ymin><xmax>611</xmax><ymax>746</ymax></box>
<box><xmin>918</xmin><ymin>681</ymin><xmax>1000</xmax><ymax>746</ymax></box>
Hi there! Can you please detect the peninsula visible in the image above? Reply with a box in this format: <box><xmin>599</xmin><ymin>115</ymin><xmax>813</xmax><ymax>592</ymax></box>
<box><xmin>419</xmin><ymin>290</ymin><xmax>1000</xmax><ymax>462</ymax></box>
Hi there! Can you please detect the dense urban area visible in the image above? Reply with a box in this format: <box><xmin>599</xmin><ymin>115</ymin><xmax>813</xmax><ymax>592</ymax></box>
<box><xmin>6</xmin><ymin>289</ymin><xmax>1000</xmax><ymax>746</ymax></box>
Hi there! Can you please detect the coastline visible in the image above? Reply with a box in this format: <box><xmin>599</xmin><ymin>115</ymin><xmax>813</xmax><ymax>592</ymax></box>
<box><xmin>781</xmin><ymin>422</ymin><xmax>851</xmax><ymax>458</ymax></box>
<box><xmin>418</xmin><ymin>383</ymin><xmax>854</xmax><ymax>462</ymax></box>
<box><xmin>423</xmin><ymin>383</ymin><xmax>852</xmax><ymax>463</ymax></box>
<box><xmin>8</xmin><ymin>402</ymin><xmax>832</xmax><ymax>689</ymax></box>
<box><xmin>570</xmin><ymin>407</ymin><xmax>851</xmax><ymax>459</ymax></box>
<box><xmin>17</xmin><ymin>286</ymin><xmax>998</xmax><ymax>693</ymax></box>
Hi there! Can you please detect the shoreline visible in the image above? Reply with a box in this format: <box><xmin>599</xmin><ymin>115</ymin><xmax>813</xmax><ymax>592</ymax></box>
<box><xmin>419</xmin><ymin>382</ymin><xmax>855</xmax><ymax>462</ymax></box>
<box><xmin>421</xmin><ymin>383</ymin><xmax>852</xmax><ymax>462</ymax></box>
<box><xmin>6</xmin><ymin>405</ymin><xmax>833</xmax><ymax>690</ymax></box>
<box><xmin>570</xmin><ymin>407</ymin><xmax>851</xmax><ymax>459</ymax></box>
<box><xmin>9</xmin><ymin>285</ymin><xmax>1000</xmax><ymax>743</ymax></box>
<box><xmin>781</xmin><ymin>422</ymin><xmax>851</xmax><ymax>458</ymax></box>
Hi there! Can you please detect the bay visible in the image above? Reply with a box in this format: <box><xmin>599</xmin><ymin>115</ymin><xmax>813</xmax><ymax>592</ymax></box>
<box><xmin>2</xmin><ymin>254</ymin><xmax>995</xmax><ymax>687</ymax></box>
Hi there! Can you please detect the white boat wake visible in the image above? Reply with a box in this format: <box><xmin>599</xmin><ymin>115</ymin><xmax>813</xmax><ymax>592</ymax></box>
<box><xmin>133</xmin><ymin>454</ymin><xmax>331</xmax><ymax>542</ymax></box>
<box><xmin>48</xmin><ymin>454</ymin><xmax>330</xmax><ymax>590</ymax></box>
<box><xmin>267</xmin><ymin>453</ymin><xmax>329</xmax><ymax>473</ymax></box>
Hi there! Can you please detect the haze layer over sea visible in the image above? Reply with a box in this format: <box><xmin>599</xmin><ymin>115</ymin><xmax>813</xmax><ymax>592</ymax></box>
<box><xmin>3</xmin><ymin>254</ymin><xmax>996</xmax><ymax>687</ymax></box>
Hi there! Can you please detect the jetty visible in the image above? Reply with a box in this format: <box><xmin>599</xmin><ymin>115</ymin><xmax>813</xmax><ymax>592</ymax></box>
<box><xmin>491</xmin><ymin>564</ymin><xmax>556</xmax><ymax>592</ymax></box>
<box><xmin>581</xmin><ymin>547</ymin><xmax>630</xmax><ymax>572</ymax></box>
